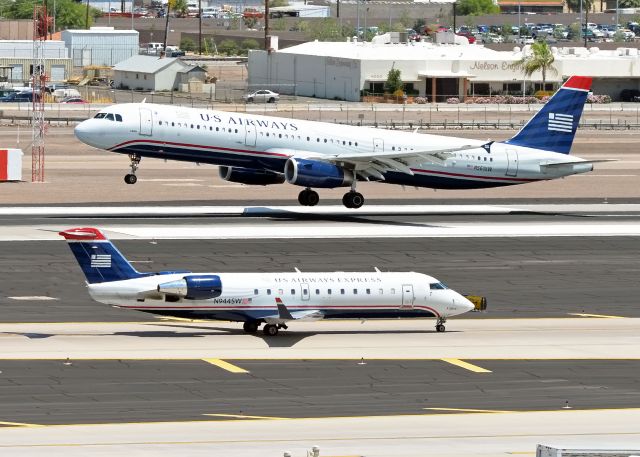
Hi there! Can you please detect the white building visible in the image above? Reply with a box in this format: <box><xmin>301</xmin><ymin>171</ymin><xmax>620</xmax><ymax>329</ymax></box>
<box><xmin>248</xmin><ymin>38</ymin><xmax>640</xmax><ymax>101</ymax></box>
<box><xmin>62</xmin><ymin>27</ymin><xmax>139</xmax><ymax>67</ymax></box>
<box><xmin>0</xmin><ymin>40</ymin><xmax>71</xmax><ymax>83</ymax></box>
<box><xmin>270</xmin><ymin>3</ymin><xmax>330</xmax><ymax>18</ymax></box>
<box><xmin>113</xmin><ymin>55</ymin><xmax>206</xmax><ymax>91</ymax></box>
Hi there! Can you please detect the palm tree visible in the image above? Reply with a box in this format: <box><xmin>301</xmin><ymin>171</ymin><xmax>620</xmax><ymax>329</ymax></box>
<box><xmin>514</xmin><ymin>40</ymin><xmax>558</xmax><ymax>90</ymax></box>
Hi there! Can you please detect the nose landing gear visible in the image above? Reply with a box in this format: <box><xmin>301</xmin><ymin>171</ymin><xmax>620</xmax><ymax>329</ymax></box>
<box><xmin>124</xmin><ymin>154</ymin><xmax>141</xmax><ymax>185</ymax></box>
<box><xmin>435</xmin><ymin>317</ymin><xmax>447</xmax><ymax>333</ymax></box>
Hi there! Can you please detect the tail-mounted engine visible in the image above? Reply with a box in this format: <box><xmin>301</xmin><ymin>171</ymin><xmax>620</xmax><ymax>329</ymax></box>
<box><xmin>157</xmin><ymin>275</ymin><xmax>222</xmax><ymax>300</ymax></box>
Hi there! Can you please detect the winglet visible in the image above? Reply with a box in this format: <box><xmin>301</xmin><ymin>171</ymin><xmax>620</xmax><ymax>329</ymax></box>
<box><xmin>275</xmin><ymin>297</ymin><xmax>293</xmax><ymax>320</ymax></box>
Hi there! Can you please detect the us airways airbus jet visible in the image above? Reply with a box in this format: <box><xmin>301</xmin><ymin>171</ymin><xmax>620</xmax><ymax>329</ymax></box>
<box><xmin>60</xmin><ymin>227</ymin><xmax>475</xmax><ymax>335</ymax></box>
<box><xmin>74</xmin><ymin>76</ymin><xmax>604</xmax><ymax>209</ymax></box>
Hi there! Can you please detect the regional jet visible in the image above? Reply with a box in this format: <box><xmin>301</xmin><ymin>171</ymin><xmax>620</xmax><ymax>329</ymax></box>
<box><xmin>74</xmin><ymin>76</ymin><xmax>603</xmax><ymax>209</ymax></box>
<box><xmin>60</xmin><ymin>227</ymin><xmax>475</xmax><ymax>335</ymax></box>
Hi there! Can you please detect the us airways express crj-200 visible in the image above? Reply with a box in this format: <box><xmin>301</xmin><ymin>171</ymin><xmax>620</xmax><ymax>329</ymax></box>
<box><xmin>60</xmin><ymin>227</ymin><xmax>475</xmax><ymax>335</ymax></box>
<box><xmin>74</xmin><ymin>76</ymin><xmax>604</xmax><ymax>209</ymax></box>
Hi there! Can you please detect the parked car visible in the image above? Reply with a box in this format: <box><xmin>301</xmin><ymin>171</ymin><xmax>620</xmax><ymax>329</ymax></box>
<box><xmin>60</xmin><ymin>97</ymin><xmax>87</xmax><ymax>104</ymax></box>
<box><xmin>0</xmin><ymin>91</ymin><xmax>35</xmax><ymax>102</ymax></box>
<box><xmin>243</xmin><ymin>89</ymin><xmax>279</xmax><ymax>103</ymax></box>
<box><xmin>620</xmin><ymin>89</ymin><xmax>640</xmax><ymax>102</ymax></box>
<box><xmin>456</xmin><ymin>31</ymin><xmax>476</xmax><ymax>44</ymax></box>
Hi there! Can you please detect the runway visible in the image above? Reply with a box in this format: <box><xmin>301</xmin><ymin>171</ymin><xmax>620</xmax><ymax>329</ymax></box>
<box><xmin>1</xmin><ymin>203</ymin><xmax>640</xmax><ymax>455</ymax></box>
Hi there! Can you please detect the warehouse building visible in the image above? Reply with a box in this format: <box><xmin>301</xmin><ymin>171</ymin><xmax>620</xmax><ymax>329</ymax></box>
<box><xmin>113</xmin><ymin>55</ymin><xmax>207</xmax><ymax>91</ymax></box>
<box><xmin>62</xmin><ymin>27</ymin><xmax>139</xmax><ymax>67</ymax></box>
<box><xmin>0</xmin><ymin>40</ymin><xmax>71</xmax><ymax>84</ymax></box>
<box><xmin>248</xmin><ymin>37</ymin><xmax>640</xmax><ymax>101</ymax></box>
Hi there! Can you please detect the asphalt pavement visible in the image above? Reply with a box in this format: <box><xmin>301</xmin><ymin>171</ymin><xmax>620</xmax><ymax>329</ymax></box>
<box><xmin>0</xmin><ymin>359</ymin><xmax>637</xmax><ymax>425</ymax></box>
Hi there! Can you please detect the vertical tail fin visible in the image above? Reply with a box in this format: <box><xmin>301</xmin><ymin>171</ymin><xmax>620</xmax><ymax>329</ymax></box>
<box><xmin>503</xmin><ymin>76</ymin><xmax>592</xmax><ymax>154</ymax></box>
<box><xmin>59</xmin><ymin>228</ymin><xmax>148</xmax><ymax>284</ymax></box>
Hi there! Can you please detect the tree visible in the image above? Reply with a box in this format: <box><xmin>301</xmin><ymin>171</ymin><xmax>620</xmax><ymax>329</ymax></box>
<box><xmin>218</xmin><ymin>39</ymin><xmax>238</xmax><ymax>56</ymax></box>
<box><xmin>172</xmin><ymin>0</ymin><xmax>188</xmax><ymax>17</ymax></box>
<box><xmin>240</xmin><ymin>38</ymin><xmax>260</xmax><ymax>53</ymax></box>
<box><xmin>565</xmin><ymin>0</ymin><xmax>592</xmax><ymax>13</ymax></box>
<box><xmin>620</xmin><ymin>0</ymin><xmax>640</xmax><ymax>7</ymax></box>
<box><xmin>398</xmin><ymin>9</ymin><xmax>412</xmax><ymax>28</ymax></box>
<box><xmin>413</xmin><ymin>18</ymin><xmax>426</xmax><ymax>34</ymax></box>
<box><xmin>3</xmin><ymin>0</ymin><xmax>100</xmax><ymax>29</ymax></box>
<box><xmin>269</xmin><ymin>0</ymin><xmax>288</xmax><ymax>6</ymax></box>
<box><xmin>180</xmin><ymin>37</ymin><xmax>196</xmax><ymax>52</ymax></box>
<box><xmin>384</xmin><ymin>68</ymin><xmax>403</xmax><ymax>94</ymax></box>
<box><xmin>514</xmin><ymin>40</ymin><xmax>558</xmax><ymax>89</ymax></box>
<box><xmin>243</xmin><ymin>16</ymin><xmax>257</xmax><ymax>29</ymax></box>
<box><xmin>306</xmin><ymin>18</ymin><xmax>350</xmax><ymax>41</ymax></box>
<box><xmin>456</xmin><ymin>0</ymin><xmax>499</xmax><ymax>16</ymax></box>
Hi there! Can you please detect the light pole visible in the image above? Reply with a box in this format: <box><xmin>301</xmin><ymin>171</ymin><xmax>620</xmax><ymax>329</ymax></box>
<box><xmin>356</xmin><ymin>0</ymin><xmax>360</xmax><ymax>40</ymax></box>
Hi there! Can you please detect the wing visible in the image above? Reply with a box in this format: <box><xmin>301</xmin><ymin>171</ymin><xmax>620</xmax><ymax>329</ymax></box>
<box><xmin>284</xmin><ymin>143</ymin><xmax>484</xmax><ymax>181</ymax></box>
<box><xmin>263</xmin><ymin>298</ymin><xmax>324</xmax><ymax>324</ymax></box>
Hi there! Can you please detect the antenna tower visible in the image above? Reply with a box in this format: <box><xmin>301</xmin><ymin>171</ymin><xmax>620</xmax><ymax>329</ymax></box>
<box><xmin>32</xmin><ymin>3</ymin><xmax>47</xmax><ymax>182</ymax></box>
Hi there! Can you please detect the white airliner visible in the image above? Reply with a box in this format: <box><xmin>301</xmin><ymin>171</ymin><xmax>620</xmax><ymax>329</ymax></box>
<box><xmin>60</xmin><ymin>227</ymin><xmax>475</xmax><ymax>335</ymax></box>
<box><xmin>74</xmin><ymin>76</ymin><xmax>603</xmax><ymax>209</ymax></box>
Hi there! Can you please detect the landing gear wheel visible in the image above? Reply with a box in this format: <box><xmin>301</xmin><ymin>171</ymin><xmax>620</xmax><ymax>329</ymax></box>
<box><xmin>298</xmin><ymin>189</ymin><xmax>319</xmax><ymax>207</ymax></box>
<box><xmin>243</xmin><ymin>321</ymin><xmax>259</xmax><ymax>334</ymax></box>
<box><xmin>263</xmin><ymin>324</ymin><xmax>279</xmax><ymax>336</ymax></box>
<box><xmin>436</xmin><ymin>323</ymin><xmax>446</xmax><ymax>333</ymax></box>
<box><xmin>342</xmin><ymin>191</ymin><xmax>364</xmax><ymax>209</ymax></box>
<box><xmin>125</xmin><ymin>153</ymin><xmax>141</xmax><ymax>185</ymax></box>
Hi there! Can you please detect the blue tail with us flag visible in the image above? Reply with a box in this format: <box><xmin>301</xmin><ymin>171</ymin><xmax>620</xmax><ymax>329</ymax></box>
<box><xmin>59</xmin><ymin>227</ymin><xmax>150</xmax><ymax>284</ymax></box>
<box><xmin>503</xmin><ymin>76</ymin><xmax>592</xmax><ymax>154</ymax></box>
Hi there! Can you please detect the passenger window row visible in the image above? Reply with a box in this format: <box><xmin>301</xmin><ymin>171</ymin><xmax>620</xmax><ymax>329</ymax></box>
<box><xmin>254</xmin><ymin>288</ymin><xmax>397</xmax><ymax>296</ymax></box>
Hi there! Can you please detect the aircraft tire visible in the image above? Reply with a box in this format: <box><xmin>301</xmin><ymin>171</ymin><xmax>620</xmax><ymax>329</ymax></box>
<box><xmin>343</xmin><ymin>191</ymin><xmax>364</xmax><ymax>209</ymax></box>
<box><xmin>243</xmin><ymin>321</ymin><xmax>259</xmax><ymax>333</ymax></box>
<box><xmin>263</xmin><ymin>324</ymin><xmax>279</xmax><ymax>336</ymax></box>
<box><xmin>124</xmin><ymin>174</ymin><xmax>137</xmax><ymax>185</ymax></box>
<box><xmin>298</xmin><ymin>189</ymin><xmax>319</xmax><ymax>206</ymax></box>
<box><xmin>436</xmin><ymin>324</ymin><xmax>446</xmax><ymax>333</ymax></box>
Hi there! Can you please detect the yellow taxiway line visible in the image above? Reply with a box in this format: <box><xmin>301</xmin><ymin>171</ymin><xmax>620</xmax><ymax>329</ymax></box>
<box><xmin>203</xmin><ymin>414</ymin><xmax>288</xmax><ymax>420</ymax></box>
<box><xmin>441</xmin><ymin>358</ymin><xmax>492</xmax><ymax>373</ymax></box>
<box><xmin>424</xmin><ymin>408</ymin><xmax>511</xmax><ymax>414</ymax></box>
<box><xmin>202</xmin><ymin>358</ymin><xmax>249</xmax><ymax>373</ymax></box>
<box><xmin>569</xmin><ymin>313</ymin><xmax>625</xmax><ymax>319</ymax></box>
<box><xmin>0</xmin><ymin>421</ymin><xmax>42</xmax><ymax>427</ymax></box>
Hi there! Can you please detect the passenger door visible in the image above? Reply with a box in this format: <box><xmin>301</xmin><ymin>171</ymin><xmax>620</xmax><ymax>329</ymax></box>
<box><xmin>139</xmin><ymin>107</ymin><xmax>153</xmax><ymax>136</ymax></box>
<box><xmin>505</xmin><ymin>148</ymin><xmax>519</xmax><ymax>177</ymax></box>
<box><xmin>400</xmin><ymin>284</ymin><xmax>414</xmax><ymax>309</ymax></box>
<box><xmin>245</xmin><ymin>123</ymin><xmax>257</xmax><ymax>147</ymax></box>
<box><xmin>300</xmin><ymin>283</ymin><xmax>310</xmax><ymax>301</ymax></box>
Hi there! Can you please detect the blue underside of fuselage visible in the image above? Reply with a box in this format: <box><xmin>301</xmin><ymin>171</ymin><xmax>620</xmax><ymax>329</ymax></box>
<box><xmin>115</xmin><ymin>145</ymin><xmax>513</xmax><ymax>190</ymax></box>
<box><xmin>136</xmin><ymin>308</ymin><xmax>437</xmax><ymax>322</ymax></box>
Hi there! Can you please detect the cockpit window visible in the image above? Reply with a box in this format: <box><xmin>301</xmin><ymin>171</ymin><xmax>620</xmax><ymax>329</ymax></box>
<box><xmin>115</xmin><ymin>114</ymin><xmax>122</xmax><ymax>122</ymax></box>
<box><xmin>430</xmin><ymin>282</ymin><xmax>448</xmax><ymax>290</ymax></box>
<box><xmin>106</xmin><ymin>113</ymin><xmax>115</xmax><ymax>121</ymax></box>
<box><xmin>94</xmin><ymin>113</ymin><xmax>106</xmax><ymax>119</ymax></box>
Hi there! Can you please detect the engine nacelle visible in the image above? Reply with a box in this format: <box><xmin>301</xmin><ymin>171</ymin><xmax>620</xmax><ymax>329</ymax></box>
<box><xmin>157</xmin><ymin>275</ymin><xmax>222</xmax><ymax>300</ymax></box>
<box><xmin>219</xmin><ymin>166</ymin><xmax>285</xmax><ymax>186</ymax></box>
<box><xmin>285</xmin><ymin>158</ymin><xmax>354</xmax><ymax>188</ymax></box>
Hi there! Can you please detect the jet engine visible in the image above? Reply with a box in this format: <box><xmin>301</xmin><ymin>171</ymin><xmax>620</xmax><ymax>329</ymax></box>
<box><xmin>284</xmin><ymin>158</ymin><xmax>354</xmax><ymax>188</ymax></box>
<box><xmin>218</xmin><ymin>166</ymin><xmax>285</xmax><ymax>186</ymax></box>
<box><xmin>157</xmin><ymin>275</ymin><xmax>222</xmax><ymax>300</ymax></box>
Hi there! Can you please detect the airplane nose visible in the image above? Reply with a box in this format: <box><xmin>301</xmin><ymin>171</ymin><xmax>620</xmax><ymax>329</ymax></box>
<box><xmin>74</xmin><ymin>120</ymin><xmax>90</xmax><ymax>142</ymax></box>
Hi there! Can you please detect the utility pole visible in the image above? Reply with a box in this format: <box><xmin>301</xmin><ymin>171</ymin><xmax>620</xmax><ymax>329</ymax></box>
<box><xmin>264</xmin><ymin>0</ymin><xmax>270</xmax><ymax>50</ymax></box>
<box><xmin>32</xmin><ymin>4</ymin><xmax>47</xmax><ymax>183</ymax></box>
<box><xmin>85</xmin><ymin>0</ymin><xmax>90</xmax><ymax>28</ymax></box>
<box><xmin>163</xmin><ymin>0</ymin><xmax>171</xmax><ymax>55</ymax></box>
<box><xmin>336</xmin><ymin>0</ymin><xmax>339</xmax><ymax>18</ymax></box>
<box><xmin>452</xmin><ymin>2</ymin><xmax>456</xmax><ymax>31</ymax></box>
<box><xmin>198</xmin><ymin>0</ymin><xmax>202</xmax><ymax>54</ymax></box>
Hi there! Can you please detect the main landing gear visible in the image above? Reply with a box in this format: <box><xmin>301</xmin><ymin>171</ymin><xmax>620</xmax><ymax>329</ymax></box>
<box><xmin>242</xmin><ymin>320</ymin><xmax>288</xmax><ymax>336</ymax></box>
<box><xmin>342</xmin><ymin>191</ymin><xmax>365</xmax><ymax>209</ymax></box>
<box><xmin>124</xmin><ymin>154</ymin><xmax>141</xmax><ymax>185</ymax></box>
<box><xmin>435</xmin><ymin>317</ymin><xmax>447</xmax><ymax>333</ymax></box>
<box><xmin>297</xmin><ymin>188</ymin><xmax>366</xmax><ymax>209</ymax></box>
<box><xmin>298</xmin><ymin>188</ymin><xmax>320</xmax><ymax>206</ymax></box>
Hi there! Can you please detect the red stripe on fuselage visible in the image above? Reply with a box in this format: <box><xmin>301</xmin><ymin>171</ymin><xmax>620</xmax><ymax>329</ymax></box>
<box><xmin>109</xmin><ymin>139</ymin><xmax>290</xmax><ymax>157</ymax></box>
